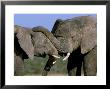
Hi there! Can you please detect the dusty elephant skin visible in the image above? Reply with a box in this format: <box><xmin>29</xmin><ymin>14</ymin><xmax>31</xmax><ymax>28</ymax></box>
<box><xmin>52</xmin><ymin>16</ymin><xmax>97</xmax><ymax>76</ymax></box>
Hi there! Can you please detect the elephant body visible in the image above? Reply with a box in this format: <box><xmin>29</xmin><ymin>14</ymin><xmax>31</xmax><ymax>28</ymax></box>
<box><xmin>52</xmin><ymin>16</ymin><xmax>97</xmax><ymax>76</ymax></box>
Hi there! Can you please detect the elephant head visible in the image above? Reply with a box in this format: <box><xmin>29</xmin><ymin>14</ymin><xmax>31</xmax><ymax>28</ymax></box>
<box><xmin>31</xmin><ymin>26</ymin><xmax>60</xmax><ymax>59</ymax></box>
<box><xmin>14</xmin><ymin>25</ymin><xmax>60</xmax><ymax>76</ymax></box>
<box><xmin>51</xmin><ymin>15</ymin><xmax>97</xmax><ymax>76</ymax></box>
<box><xmin>52</xmin><ymin>16</ymin><xmax>97</xmax><ymax>55</ymax></box>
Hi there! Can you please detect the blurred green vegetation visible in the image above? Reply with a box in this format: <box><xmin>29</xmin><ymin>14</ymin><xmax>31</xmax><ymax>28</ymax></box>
<box><xmin>23</xmin><ymin>55</ymin><xmax>68</xmax><ymax>76</ymax></box>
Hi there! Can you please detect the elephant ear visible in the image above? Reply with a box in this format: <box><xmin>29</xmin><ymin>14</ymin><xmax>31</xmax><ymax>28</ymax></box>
<box><xmin>15</xmin><ymin>26</ymin><xmax>34</xmax><ymax>59</ymax></box>
<box><xmin>81</xmin><ymin>16</ymin><xmax>97</xmax><ymax>54</ymax></box>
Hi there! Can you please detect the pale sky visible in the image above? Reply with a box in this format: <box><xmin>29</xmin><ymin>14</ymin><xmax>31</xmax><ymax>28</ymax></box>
<box><xmin>14</xmin><ymin>14</ymin><xmax>96</xmax><ymax>31</ymax></box>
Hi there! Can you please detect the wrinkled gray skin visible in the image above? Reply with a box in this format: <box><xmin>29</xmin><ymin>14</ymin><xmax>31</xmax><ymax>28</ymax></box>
<box><xmin>52</xmin><ymin>16</ymin><xmax>97</xmax><ymax>76</ymax></box>
<box><xmin>14</xmin><ymin>25</ymin><xmax>60</xmax><ymax>76</ymax></box>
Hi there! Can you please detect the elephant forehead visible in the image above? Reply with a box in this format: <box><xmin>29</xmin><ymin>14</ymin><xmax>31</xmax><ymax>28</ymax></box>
<box><xmin>53</xmin><ymin>22</ymin><xmax>72</xmax><ymax>37</ymax></box>
<box><xmin>32</xmin><ymin>32</ymin><xmax>58</xmax><ymax>55</ymax></box>
<box><xmin>53</xmin><ymin>20</ymin><xmax>82</xmax><ymax>38</ymax></box>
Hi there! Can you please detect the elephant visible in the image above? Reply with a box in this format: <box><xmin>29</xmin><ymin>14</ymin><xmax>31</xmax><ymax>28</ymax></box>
<box><xmin>51</xmin><ymin>15</ymin><xmax>97</xmax><ymax>76</ymax></box>
<box><xmin>14</xmin><ymin>25</ymin><xmax>61</xmax><ymax>76</ymax></box>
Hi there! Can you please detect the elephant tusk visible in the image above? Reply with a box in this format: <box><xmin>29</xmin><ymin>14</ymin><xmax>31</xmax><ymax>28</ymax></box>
<box><xmin>52</xmin><ymin>55</ymin><xmax>60</xmax><ymax>59</ymax></box>
<box><xmin>63</xmin><ymin>53</ymin><xmax>70</xmax><ymax>61</ymax></box>
<box><xmin>53</xmin><ymin>61</ymin><xmax>56</xmax><ymax>64</ymax></box>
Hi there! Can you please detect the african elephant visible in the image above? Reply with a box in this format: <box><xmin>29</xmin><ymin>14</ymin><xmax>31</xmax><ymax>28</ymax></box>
<box><xmin>51</xmin><ymin>16</ymin><xmax>97</xmax><ymax>76</ymax></box>
<box><xmin>14</xmin><ymin>25</ymin><xmax>61</xmax><ymax>76</ymax></box>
